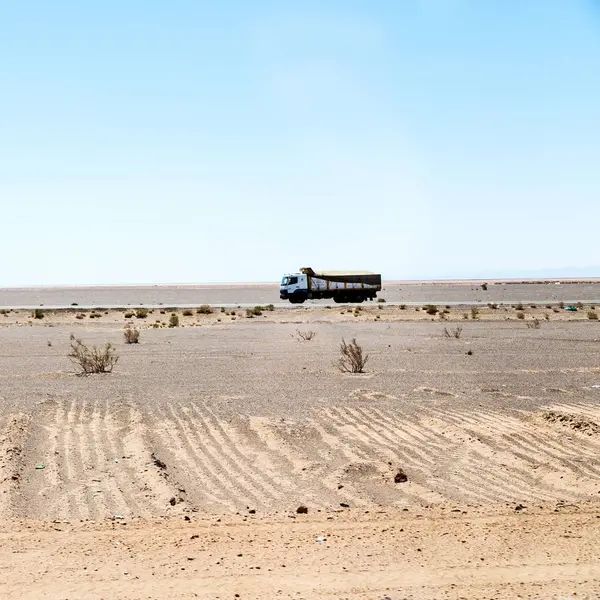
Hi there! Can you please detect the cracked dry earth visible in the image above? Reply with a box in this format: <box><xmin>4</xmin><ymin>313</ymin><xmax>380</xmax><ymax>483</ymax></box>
<box><xmin>2</xmin><ymin>316</ymin><xmax>600</xmax><ymax>598</ymax></box>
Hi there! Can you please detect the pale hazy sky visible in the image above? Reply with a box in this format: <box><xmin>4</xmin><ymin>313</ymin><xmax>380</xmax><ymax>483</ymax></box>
<box><xmin>2</xmin><ymin>1</ymin><xmax>599</xmax><ymax>285</ymax></box>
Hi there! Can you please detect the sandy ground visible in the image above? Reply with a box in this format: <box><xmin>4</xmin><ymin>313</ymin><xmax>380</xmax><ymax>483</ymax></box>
<box><xmin>2</xmin><ymin>284</ymin><xmax>600</xmax><ymax>598</ymax></box>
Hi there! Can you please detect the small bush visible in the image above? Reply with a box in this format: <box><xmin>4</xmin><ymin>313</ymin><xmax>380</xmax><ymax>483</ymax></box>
<box><xmin>124</xmin><ymin>311</ymin><xmax>134</xmax><ymax>318</ymax></box>
<box><xmin>463</xmin><ymin>312</ymin><xmax>469</xmax><ymax>320</ymax></box>
<box><xmin>124</xmin><ymin>326</ymin><xmax>140</xmax><ymax>344</ymax></box>
<box><xmin>295</xmin><ymin>329</ymin><xmax>316</xmax><ymax>341</ymax></box>
<box><xmin>515</xmin><ymin>303</ymin><xmax>524</xmax><ymax>311</ymax></box>
<box><xmin>423</xmin><ymin>304</ymin><xmax>438</xmax><ymax>315</ymax></box>
<box><xmin>220</xmin><ymin>307</ymin><xmax>226</xmax><ymax>313</ymax></box>
<box><xmin>0</xmin><ymin>309</ymin><xmax>8</xmax><ymax>315</ymax></box>
<box><xmin>182</xmin><ymin>309</ymin><xmax>193</xmax><ymax>317</ymax></box>
<box><xmin>488</xmin><ymin>303</ymin><xmax>498</xmax><ymax>309</ymax></box>
<box><xmin>553</xmin><ymin>308</ymin><xmax>560</xmax><ymax>313</ymax></box>
<box><xmin>247</xmin><ymin>306</ymin><xmax>263</xmax><ymax>317</ymax></box>
<box><xmin>265</xmin><ymin>304</ymin><xmax>275</xmax><ymax>311</ymax></box>
<box><xmin>169</xmin><ymin>313</ymin><xmax>179</xmax><ymax>327</ymax></box>
<box><xmin>337</xmin><ymin>338</ymin><xmax>368</xmax><ymax>373</ymax></box>
<box><xmin>68</xmin><ymin>334</ymin><xmax>118</xmax><ymax>374</ymax></box>
<box><xmin>577</xmin><ymin>302</ymin><xmax>584</xmax><ymax>310</ymax></box>
<box><xmin>399</xmin><ymin>304</ymin><xmax>406</xmax><ymax>310</ymax></box>
<box><xmin>160</xmin><ymin>309</ymin><xmax>166</xmax><ymax>314</ymax></box>
<box><xmin>559</xmin><ymin>301</ymin><xmax>565</xmax><ymax>309</ymax></box>
<box><xmin>544</xmin><ymin>312</ymin><xmax>550</xmax><ymax>320</ymax></box>
<box><xmin>516</xmin><ymin>311</ymin><xmax>525</xmax><ymax>320</ymax></box>
<box><xmin>481</xmin><ymin>283</ymin><xmax>488</xmax><ymax>291</ymax></box>
<box><xmin>33</xmin><ymin>308</ymin><xmax>44</xmax><ymax>319</ymax></box>
<box><xmin>197</xmin><ymin>305</ymin><xmax>213</xmax><ymax>315</ymax></box>
<box><xmin>470</xmin><ymin>307</ymin><xmax>479</xmax><ymax>319</ymax></box>
<box><xmin>588</xmin><ymin>311</ymin><xmax>598</xmax><ymax>320</ymax></box>
<box><xmin>75</xmin><ymin>314</ymin><xmax>85</xmax><ymax>320</ymax></box>
<box><xmin>377</xmin><ymin>298</ymin><xmax>386</xmax><ymax>303</ymax></box>
<box><xmin>443</xmin><ymin>325</ymin><xmax>463</xmax><ymax>339</ymax></box>
<box><xmin>545</xmin><ymin>305</ymin><xmax>552</xmax><ymax>310</ymax></box>
<box><xmin>526</xmin><ymin>318</ymin><xmax>541</xmax><ymax>329</ymax></box>
<box><xmin>135</xmin><ymin>308</ymin><xmax>149</xmax><ymax>319</ymax></box>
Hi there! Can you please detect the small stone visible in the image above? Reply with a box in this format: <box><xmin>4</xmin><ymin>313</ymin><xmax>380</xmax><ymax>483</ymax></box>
<box><xmin>296</xmin><ymin>506</ymin><xmax>308</xmax><ymax>514</ymax></box>
<box><xmin>394</xmin><ymin>469</ymin><xmax>408</xmax><ymax>483</ymax></box>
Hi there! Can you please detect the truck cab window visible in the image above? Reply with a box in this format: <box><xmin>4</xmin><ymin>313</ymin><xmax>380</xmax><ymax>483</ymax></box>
<box><xmin>289</xmin><ymin>277</ymin><xmax>298</xmax><ymax>285</ymax></box>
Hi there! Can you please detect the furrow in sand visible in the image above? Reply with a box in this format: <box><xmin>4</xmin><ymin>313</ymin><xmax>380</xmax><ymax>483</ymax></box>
<box><xmin>172</xmin><ymin>403</ymin><xmax>270</xmax><ymax>509</ymax></box>
<box><xmin>0</xmin><ymin>413</ymin><xmax>29</xmax><ymax>516</ymax></box>
<box><xmin>117</xmin><ymin>404</ymin><xmax>179</xmax><ymax>515</ymax></box>
<box><xmin>344</xmin><ymin>407</ymin><xmax>440</xmax><ymax>468</ymax></box>
<box><xmin>157</xmin><ymin>404</ymin><xmax>237</xmax><ymax>511</ymax></box>
<box><xmin>96</xmin><ymin>398</ymin><xmax>146</xmax><ymax>519</ymax></box>
<box><xmin>192</xmin><ymin>403</ymin><xmax>310</xmax><ymax>506</ymax></box>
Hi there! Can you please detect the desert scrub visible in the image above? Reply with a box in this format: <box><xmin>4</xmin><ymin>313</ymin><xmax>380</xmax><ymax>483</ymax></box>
<box><xmin>124</xmin><ymin>311</ymin><xmax>134</xmax><ymax>318</ymax></box>
<box><xmin>182</xmin><ymin>309</ymin><xmax>193</xmax><ymax>316</ymax></box>
<box><xmin>399</xmin><ymin>304</ymin><xmax>406</xmax><ymax>310</ymax></box>
<box><xmin>515</xmin><ymin>303</ymin><xmax>524</xmax><ymax>311</ymax></box>
<box><xmin>68</xmin><ymin>334</ymin><xmax>118</xmax><ymax>374</ymax></box>
<box><xmin>588</xmin><ymin>311</ymin><xmax>599</xmax><ymax>320</ymax></box>
<box><xmin>337</xmin><ymin>338</ymin><xmax>368</xmax><ymax>373</ymax></box>
<box><xmin>32</xmin><ymin>308</ymin><xmax>44</xmax><ymax>319</ymax></box>
<box><xmin>423</xmin><ymin>305</ymin><xmax>438</xmax><ymax>315</ymax></box>
<box><xmin>197</xmin><ymin>305</ymin><xmax>213</xmax><ymax>314</ymax></box>
<box><xmin>246</xmin><ymin>306</ymin><xmax>263</xmax><ymax>317</ymax></box>
<box><xmin>470</xmin><ymin>307</ymin><xmax>479</xmax><ymax>319</ymax></box>
<box><xmin>123</xmin><ymin>326</ymin><xmax>140</xmax><ymax>344</ymax></box>
<box><xmin>516</xmin><ymin>311</ymin><xmax>525</xmax><ymax>320</ymax></box>
<box><xmin>377</xmin><ymin>297</ymin><xmax>386</xmax><ymax>303</ymax></box>
<box><xmin>135</xmin><ymin>308</ymin><xmax>149</xmax><ymax>319</ymax></box>
<box><xmin>169</xmin><ymin>313</ymin><xmax>179</xmax><ymax>327</ymax></box>
<box><xmin>443</xmin><ymin>325</ymin><xmax>463</xmax><ymax>339</ymax></box>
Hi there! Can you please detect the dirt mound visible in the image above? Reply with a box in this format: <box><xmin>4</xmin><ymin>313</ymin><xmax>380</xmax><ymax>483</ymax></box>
<box><xmin>541</xmin><ymin>411</ymin><xmax>600</xmax><ymax>435</ymax></box>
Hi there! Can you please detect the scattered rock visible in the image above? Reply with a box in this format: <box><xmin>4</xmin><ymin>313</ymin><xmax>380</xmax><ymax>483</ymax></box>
<box><xmin>340</xmin><ymin>502</ymin><xmax>350</xmax><ymax>508</ymax></box>
<box><xmin>152</xmin><ymin>454</ymin><xmax>167</xmax><ymax>470</ymax></box>
<box><xmin>296</xmin><ymin>506</ymin><xmax>308</xmax><ymax>514</ymax></box>
<box><xmin>515</xmin><ymin>503</ymin><xmax>526</xmax><ymax>511</ymax></box>
<box><xmin>394</xmin><ymin>469</ymin><xmax>408</xmax><ymax>483</ymax></box>
<box><xmin>169</xmin><ymin>497</ymin><xmax>177</xmax><ymax>506</ymax></box>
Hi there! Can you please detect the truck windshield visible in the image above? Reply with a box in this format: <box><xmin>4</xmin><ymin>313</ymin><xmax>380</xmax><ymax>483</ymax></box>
<box><xmin>281</xmin><ymin>277</ymin><xmax>289</xmax><ymax>286</ymax></box>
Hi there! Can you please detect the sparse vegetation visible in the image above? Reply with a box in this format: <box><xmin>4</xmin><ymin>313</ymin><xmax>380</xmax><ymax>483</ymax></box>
<box><xmin>197</xmin><ymin>305</ymin><xmax>213</xmax><ymax>314</ymax></box>
<box><xmin>516</xmin><ymin>311</ymin><xmax>525</xmax><ymax>320</ymax></box>
<box><xmin>481</xmin><ymin>283</ymin><xmax>488</xmax><ymax>291</ymax></box>
<box><xmin>377</xmin><ymin>298</ymin><xmax>386</xmax><ymax>303</ymax></box>
<box><xmin>337</xmin><ymin>338</ymin><xmax>368</xmax><ymax>373</ymax></box>
<box><xmin>423</xmin><ymin>304</ymin><xmax>438</xmax><ymax>315</ymax></box>
<box><xmin>68</xmin><ymin>334</ymin><xmax>118</xmax><ymax>374</ymax></box>
<box><xmin>32</xmin><ymin>308</ymin><xmax>44</xmax><ymax>319</ymax></box>
<box><xmin>295</xmin><ymin>329</ymin><xmax>316</xmax><ymax>341</ymax></box>
<box><xmin>124</xmin><ymin>326</ymin><xmax>140</xmax><ymax>344</ymax></box>
<box><xmin>488</xmin><ymin>303</ymin><xmax>498</xmax><ymax>309</ymax></box>
<box><xmin>169</xmin><ymin>313</ymin><xmax>179</xmax><ymax>327</ymax></box>
<box><xmin>124</xmin><ymin>311</ymin><xmax>135</xmax><ymax>318</ymax></box>
<box><xmin>246</xmin><ymin>306</ymin><xmax>263</xmax><ymax>317</ymax></box>
<box><xmin>399</xmin><ymin>304</ymin><xmax>406</xmax><ymax>310</ymax></box>
<box><xmin>75</xmin><ymin>314</ymin><xmax>85</xmax><ymax>320</ymax></box>
<box><xmin>182</xmin><ymin>309</ymin><xmax>193</xmax><ymax>317</ymax></box>
<box><xmin>526</xmin><ymin>318</ymin><xmax>541</xmax><ymax>329</ymax></box>
<box><xmin>515</xmin><ymin>303</ymin><xmax>524</xmax><ymax>311</ymax></box>
<box><xmin>463</xmin><ymin>312</ymin><xmax>469</xmax><ymax>320</ymax></box>
<box><xmin>443</xmin><ymin>325</ymin><xmax>463</xmax><ymax>339</ymax></box>
<box><xmin>559</xmin><ymin>301</ymin><xmax>565</xmax><ymax>309</ymax></box>
<box><xmin>135</xmin><ymin>308</ymin><xmax>149</xmax><ymax>319</ymax></box>
<box><xmin>588</xmin><ymin>311</ymin><xmax>598</xmax><ymax>321</ymax></box>
<box><xmin>470</xmin><ymin>307</ymin><xmax>479</xmax><ymax>319</ymax></box>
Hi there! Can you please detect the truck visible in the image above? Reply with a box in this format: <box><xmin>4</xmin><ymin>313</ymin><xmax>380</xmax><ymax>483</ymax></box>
<box><xmin>279</xmin><ymin>267</ymin><xmax>382</xmax><ymax>304</ymax></box>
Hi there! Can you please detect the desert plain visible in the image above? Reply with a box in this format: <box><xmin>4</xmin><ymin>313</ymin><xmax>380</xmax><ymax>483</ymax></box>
<box><xmin>2</xmin><ymin>281</ymin><xmax>600</xmax><ymax>599</ymax></box>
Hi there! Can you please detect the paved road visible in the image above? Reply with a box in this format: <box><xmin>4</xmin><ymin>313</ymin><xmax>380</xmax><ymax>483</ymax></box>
<box><xmin>1</xmin><ymin>281</ymin><xmax>599</xmax><ymax>309</ymax></box>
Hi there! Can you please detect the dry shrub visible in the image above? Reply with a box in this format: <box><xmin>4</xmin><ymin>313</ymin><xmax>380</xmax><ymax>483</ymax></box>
<box><xmin>443</xmin><ymin>325</ymin><xmax>463</xmax><ymax>339</ymax></box>
<box><xmin>295</xmin><ymin>329</ymin><xmax>316</xmax><ymax>341</ymax></box>
<box><xmin>526</xmin><ymin>318</ymin><xmax>541</xmax><ymax>329</ymax></box>
<box><xmin>169</xmin><ymin>313</ymin><xmax>179</xmax><ymax>327</ymax></box>
<box><xmin>197</xmin><ymin>305</ymin><xmax>213</xmax><ymax>314</ymax></box>
<box><xmin>516</xmin><ymin>311</ymin><xmax>525</xmax><ymax>320</ymax></box>
<box><xmin>470</xmin><ymin>307</ymin><xmax>479</xmax><ymax>319</ymax></box>
<box><xmin>124</xmin><ymin>326</ymin><xmax>140</xmax><ymax>344</ymax></box>
<box><xmin>588</xmin><ymin>311</ymin><xmax>598</xmax><ymax>320</ymax></box>
<box><xmin>337</xmin><ymin>338</ymin><xmax>368</xmax><ymax>373</ymax></box>
<box><xmin>68</xmin><ymin>334</ymin><xmax>118</xmax><ymax>374</ymax></box>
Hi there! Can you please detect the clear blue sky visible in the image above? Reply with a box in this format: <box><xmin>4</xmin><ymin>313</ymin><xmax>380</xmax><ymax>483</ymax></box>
<box><xmin>2</xmin><ymin>1</ymin><xmax>599</xmax><ymax>285</ymax></box>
